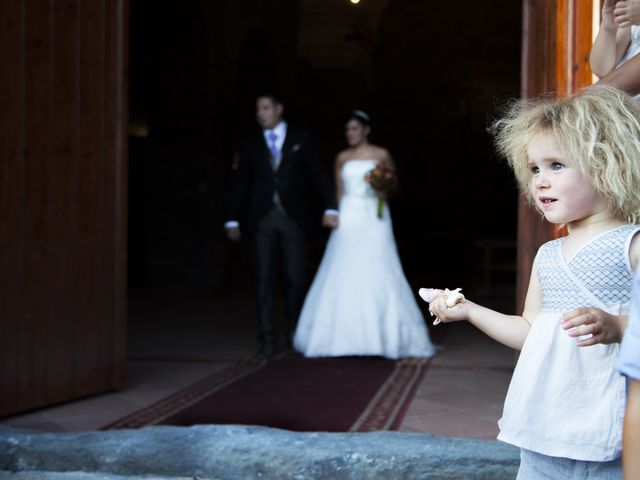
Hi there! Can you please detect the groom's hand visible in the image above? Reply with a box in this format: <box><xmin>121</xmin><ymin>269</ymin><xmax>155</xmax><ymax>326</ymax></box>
<box><xmin>226</xmin><ymin>226</ymin><xmax>242</xmax><ymax>241</ymax></box>
<box><xmin>322</xmin><ymin>213</ymin><xmax>339</xmax><ymax>229</ymax></box>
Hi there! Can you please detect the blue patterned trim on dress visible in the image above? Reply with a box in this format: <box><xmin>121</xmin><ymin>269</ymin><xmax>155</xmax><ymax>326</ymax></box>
<box><xmin>537</xmin><ymin>225</ymin><xmax>639</xmax><ymax>312</ymax></box>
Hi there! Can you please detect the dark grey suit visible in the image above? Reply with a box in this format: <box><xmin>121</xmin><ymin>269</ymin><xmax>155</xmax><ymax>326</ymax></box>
<box><xmin>227</xmin><ymin>125</ymin><xmax>336</xmax><ymax>353</ymax></box>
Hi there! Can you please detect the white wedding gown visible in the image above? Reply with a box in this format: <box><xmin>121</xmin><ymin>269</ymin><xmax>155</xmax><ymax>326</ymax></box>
<box><xmin>293</xmin><ymin>160</ymin><xmax>436</xmax><ymax>359</ymax></box>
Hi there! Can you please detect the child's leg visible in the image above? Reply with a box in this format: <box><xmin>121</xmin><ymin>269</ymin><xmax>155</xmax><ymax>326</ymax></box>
<box><xmin>615</xmin><ymin>0</ymin><xmax>640</xmax><ymax>28</ymax></box>
<box><xmin>517</xmin><ymin>449</ymin><xmax>622</xmax><ymax>480</ymax></box>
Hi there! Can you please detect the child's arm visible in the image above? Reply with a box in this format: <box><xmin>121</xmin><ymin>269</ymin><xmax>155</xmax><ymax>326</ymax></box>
<box><xmin>591</xmin><ymin>0</ymin><xmax>632</xmax><ymax>77</ymax></box>
<box><xmin>427</xmin><ymin>267</ymin><xmax>541</xmax><ymax>350</ymax></box>
<box><xmin>597</xmin><ymin>51</ymin><xmax>640</xmax><ymax>94</ymax></box>
<box><xmin>630</xmin><ymin>230</ymin><xmax>640</xmax><ymax>272</ymax></box>
<box><xmin>624</xmin><ymin>379</ymin><xmax>640</xmax><ymax>480</ymax></box>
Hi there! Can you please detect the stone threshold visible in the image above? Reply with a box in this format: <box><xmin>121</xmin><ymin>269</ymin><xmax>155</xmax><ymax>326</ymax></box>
<box><xmin>0</xmin><ymin>424</ymin><xmax>519</xmax><ymax>480</ymax></box>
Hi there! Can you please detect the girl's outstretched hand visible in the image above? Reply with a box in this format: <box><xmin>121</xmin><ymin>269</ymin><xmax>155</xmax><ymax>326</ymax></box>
<box><xmin>560</xmin><ymin>307</ymin><xmax>625</xmax><ymax>346</ymax></box>
<box><xmin>419</xmin><ymin>288</ymin><xmax>470</xmax><ymax>325</ymax></box>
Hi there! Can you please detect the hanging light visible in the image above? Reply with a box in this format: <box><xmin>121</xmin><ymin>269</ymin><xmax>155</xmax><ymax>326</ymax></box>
<box><xmin>350</xmin><ymin>0</ymin><xmax>361</xmax><ymax>4</ymax></box>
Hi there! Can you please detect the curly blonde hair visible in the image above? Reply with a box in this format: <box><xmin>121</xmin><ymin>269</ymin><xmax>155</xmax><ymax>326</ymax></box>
<box><xmin>493</xmin><ymin>84</ymin><xmax>640</xmax><ymax>224</ymax></box>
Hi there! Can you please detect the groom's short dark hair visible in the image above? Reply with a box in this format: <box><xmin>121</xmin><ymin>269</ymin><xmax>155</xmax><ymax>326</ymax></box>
<box><xmin>256</xmin><ymin>92</ymin><xmax>283</xmax><ymax>106</ymax></box>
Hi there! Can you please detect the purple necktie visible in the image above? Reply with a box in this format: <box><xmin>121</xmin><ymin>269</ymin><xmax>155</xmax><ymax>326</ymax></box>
<box><xmin>268</xmin><ymin>131</ymin><xmax>280</xmax><ymax>169</ymax></box>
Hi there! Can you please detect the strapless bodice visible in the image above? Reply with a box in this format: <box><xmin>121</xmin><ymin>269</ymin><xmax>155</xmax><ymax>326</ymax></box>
<box><xmin>341</xmin><ymin>160</ymin><xmax>377</xmax><ymax>198</ymax></box>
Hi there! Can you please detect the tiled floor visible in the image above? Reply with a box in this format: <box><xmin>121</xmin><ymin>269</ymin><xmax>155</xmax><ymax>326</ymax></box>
<box><xmin>0</xmin><ymin>287</ymin><xmax>516</xmax><ymax>439</ymax></box>
<box><xmin>399</xmin><ymin>321</ymin><xmax>514</xmax><ymax>439</ymax></box>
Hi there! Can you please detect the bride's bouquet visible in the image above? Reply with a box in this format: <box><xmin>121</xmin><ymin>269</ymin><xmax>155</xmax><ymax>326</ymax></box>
<box><xmin>364</xmin><ymin>164</ymin><xmax>398</xmax><ymax>218</ymax></box>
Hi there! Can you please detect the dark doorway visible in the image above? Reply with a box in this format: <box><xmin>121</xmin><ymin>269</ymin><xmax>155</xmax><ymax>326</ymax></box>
<box><xmin>126</xmin><ymin>0</ymin><xmax>523</xmax><ymax>359</ymax></box>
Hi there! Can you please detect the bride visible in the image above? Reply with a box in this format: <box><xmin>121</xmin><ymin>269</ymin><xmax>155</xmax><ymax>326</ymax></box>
<box><xmin>293</xmin><ymin>110</ymin><xmax>436</xmax><ymax>359</ymax></box>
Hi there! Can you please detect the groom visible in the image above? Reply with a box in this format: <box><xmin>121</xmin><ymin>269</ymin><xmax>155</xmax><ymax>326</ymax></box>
<box><xmin>225</xmin><ymin>94</ymin><xmax>338</xmax><ymax>359</ymax></box>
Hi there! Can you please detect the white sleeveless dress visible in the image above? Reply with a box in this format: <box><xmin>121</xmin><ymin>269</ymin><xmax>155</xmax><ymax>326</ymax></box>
<box><xmin>293</xmin><ymin>160</ymin><xmax>435</xmax><ymax>359</ymax></box>
<box><xmin>498</xmin><ymin>225</ymin><xmax>640</xmax><ymax>461</ymax></box>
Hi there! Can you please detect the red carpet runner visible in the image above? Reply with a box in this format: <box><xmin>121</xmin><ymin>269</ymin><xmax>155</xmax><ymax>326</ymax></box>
<box><xmin>104</xmin><ymin>352</ymin><xmax>431</xmax><ymax>432</ymax></box>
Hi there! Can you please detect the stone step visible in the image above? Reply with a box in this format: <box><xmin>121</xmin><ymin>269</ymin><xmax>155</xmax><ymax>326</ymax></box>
<box><xmin>0</xmin><ymin>425</ymin><xmax>519</xmax><ymax>480</ymax></box>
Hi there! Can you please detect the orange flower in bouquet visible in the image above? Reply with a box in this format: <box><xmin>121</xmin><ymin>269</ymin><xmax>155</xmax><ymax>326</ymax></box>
<box><xmin>364</xmin><ymin>163</ymin><xmax>398</xmax><ymax>218</ymax></box>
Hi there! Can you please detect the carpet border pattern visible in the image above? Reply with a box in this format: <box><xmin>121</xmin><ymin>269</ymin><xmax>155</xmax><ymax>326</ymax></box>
<box><xmin>103</xmin><ymin>358</ymin><xmax>266</xmax><ymax>429</ymax></box>
<box><xmin>103</xmin><ymin>354</ymin><xmax>430</xmax><ymax>431</ymax></box>
<box><xmin>349</xmin><ymin>357</ymin><xmax>431</xmax><ymax>432</ymax></box>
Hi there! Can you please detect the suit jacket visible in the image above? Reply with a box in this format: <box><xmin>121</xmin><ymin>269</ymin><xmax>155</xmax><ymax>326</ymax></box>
<box><xmin>227</xmin><ymin>126</ymin><xmax>337</xmax><ymax>235</ymax></box>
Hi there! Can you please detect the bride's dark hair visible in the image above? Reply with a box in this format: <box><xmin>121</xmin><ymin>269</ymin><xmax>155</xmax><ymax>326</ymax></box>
<box><xmin>348</xmin><ymin>109</ymin><xmax>371</xmax><ymax>127</ymax></box>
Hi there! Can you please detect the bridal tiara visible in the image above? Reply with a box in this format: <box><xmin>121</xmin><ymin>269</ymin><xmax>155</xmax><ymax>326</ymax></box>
<box><xmin>352</xmin><ymin>109</ymin><xmax>370</xmax><ymax>122</ymax></box>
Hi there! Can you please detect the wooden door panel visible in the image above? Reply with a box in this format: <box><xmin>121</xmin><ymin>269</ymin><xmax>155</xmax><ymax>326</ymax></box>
<box><xmin>0</xmin><ymin>0</ymin><xmax>128</xmax><ymax>417</ymax></box>
<box><xmin>0</xmin><ymin>0</ymin><xmax>24</xmax><ymax>416</ymax></box>
<box><xmin>517</xmin><ymin>0</ymin><xmax>593</xmax><ymax>313</ymax></box>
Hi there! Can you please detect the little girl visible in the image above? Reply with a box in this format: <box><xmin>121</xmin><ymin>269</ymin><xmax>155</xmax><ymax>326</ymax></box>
<box><xmin>425</xmin><ymin>85</ymin><xmax>640</xmax><ymax>479</ymax></box>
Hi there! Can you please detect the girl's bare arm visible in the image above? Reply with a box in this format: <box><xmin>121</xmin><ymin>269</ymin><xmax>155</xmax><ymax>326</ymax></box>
<box><xmin>591</xmin><ymin>1</ymin><xmax>631</xmax><ymax>76</ymax></box>
<box><xmin>429</xmin><ymin>264</ymin><xmax>541</xmax><ymax>350</ymax></box>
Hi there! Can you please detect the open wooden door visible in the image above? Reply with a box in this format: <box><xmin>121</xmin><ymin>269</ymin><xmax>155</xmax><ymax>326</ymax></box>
<box><xmin>0</xmin><ymin>0</ymin><xmax>128</xmax><ymax>416</ymax></box>
<box><xmin>516</xmin><ymin>0</ymin><xmax>595</xmax><ymax>312</ymax></box>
